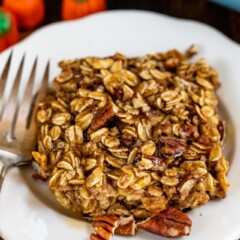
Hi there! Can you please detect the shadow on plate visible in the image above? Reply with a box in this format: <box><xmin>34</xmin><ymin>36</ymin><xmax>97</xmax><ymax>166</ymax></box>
<box><xmin>218</xmin><ymin>99</ymin><xmax>235</xmax><ymax>163</ymax></box>
<box><xmin>19</xmin><ymin>166</ymin><xmax>83</xmax><ymax>220</ymax></box>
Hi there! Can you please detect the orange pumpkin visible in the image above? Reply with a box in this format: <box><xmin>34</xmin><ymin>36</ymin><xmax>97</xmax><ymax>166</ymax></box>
<box><xmin>0</xmin><ymin>7</ymin><xmax>19</xmax><ymax>52</ymax></box>
<box><xmin>3</xmin><ymin>0</ymin><xmax>45</xmax><ymax>29</ymax></box>
<box><xmin>62</xmin><ymin>0</ymin><xmax>107</xmax><ymax>21</ymax></box>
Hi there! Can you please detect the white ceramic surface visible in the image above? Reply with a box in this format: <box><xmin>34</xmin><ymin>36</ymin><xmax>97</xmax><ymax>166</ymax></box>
<box><xmin>0</xmin><ymin>10</ymin><xmax>240</xmax><ymax>240</ymax></box>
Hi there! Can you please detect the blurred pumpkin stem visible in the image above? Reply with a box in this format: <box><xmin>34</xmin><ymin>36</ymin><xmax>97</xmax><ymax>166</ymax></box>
<box><xmin>0</xmin><ymin>11</ymin><xmax>10</xmax><ymax>37</ymax></box>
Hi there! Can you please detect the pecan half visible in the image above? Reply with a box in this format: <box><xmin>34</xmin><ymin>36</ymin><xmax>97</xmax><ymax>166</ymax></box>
<box><xmin>137</xmin><ymin>207</ymin><xmax>192</xmax><ymax>238</ymax></box>
<box><xmin>179</xmin><ymin>123</ymin><xmax>195</xmax><ymax>139</ymax></box>
<box><xmin>93</xmin><ymin>215</ymin><xmax>120</xmax><ymax>227</ymax></box>
<box><xmin>196</xmin><ymin>135</ymin><xmax>212</xmax><ymax>146</ymax></box>
<box><xmin>91</xmin><ymin>215</ymin><xmax>120</xmax><ymax>240</ymax></box>
<box><xmin>90</xmin><ymin>234</ymin><xmax>104</xmax><ymax>240</ymax></box>
<box><xmin>93</xmin><ymin>222</ymin><xmax>115</xmax><ymax>234</ymax></box>
<box><xmin>162</xmin><ymin>139</ymin><xmax>186</xmax><ymax>157</ymax></box>
<box><xmin>115</xmin><ymin>216</ymin><xmax>136</xmax><ymax>236</ymax></box>
<box><xmin>91</xmin><ymin>226</ymin><xmax>112</xmax><ymax>240</ymax></box>
<box><xmin>88</xmin><ymin>101</ymin><xmax>116</xmax><ymax>133</ymax></box>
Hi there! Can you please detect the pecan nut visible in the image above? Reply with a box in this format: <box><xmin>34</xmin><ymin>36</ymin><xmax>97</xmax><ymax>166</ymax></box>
<box><xmin>93</xmin><ymin>221</ymin><xmax>115</xmax><ymax>234</ymax></box>
<box><xmin>162</xmin><ymin>139</ymin><xmax>186</xmax><ymax>157</ymax></box>
<box><xmin>196</xmin><ymin>135</ymin><xmax>212</xmax><ymax>146</ymax></box>
<box><xmin>91</xmin><ymin>226</ymin><xmax>112</xmax><ymax>240</ymax></box>
<box><xmin>91</xmin><ymin>215</ymin><xmax>120</xmax><ymax>240</ymax></box>
<box><xmin>115</xmin><ymin>216</ymin><xmax>136</xmax><ymax>236</ymax></box>
<box><xmin>90</xmin><ymin>234</ymin><xmax>104</xmax><ymax>240</ymax></box>
<box><xmin>88</xmin><ymin>101</ymin><xmax>116</xmax><ymax>133</ymax></box>
<box><xmin>93</xmin><ymin>214</ymin><xmax>120</xmax><ymax>227</ymax></box>
<box><xmin>137</xmin><ymin>207</ymin><xmax>192</xmax><ymax>238</ymax></box>
<box><xmin>179</xmin><ymin>123</ymin><xmax>195</xmax><ymax>139</ymax></box>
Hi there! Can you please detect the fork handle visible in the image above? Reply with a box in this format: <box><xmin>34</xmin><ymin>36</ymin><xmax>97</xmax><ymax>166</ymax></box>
<box><xmin>0</xmin><ymin>160</ymin><xmax>12</xmax><ymax>193</ymax></box>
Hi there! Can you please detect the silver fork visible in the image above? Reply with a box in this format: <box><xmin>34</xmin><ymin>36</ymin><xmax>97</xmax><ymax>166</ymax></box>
<box><xmin>0</xmin><ymin>52</ymin><xmax>49</xmax><ymax>192</ymax></box>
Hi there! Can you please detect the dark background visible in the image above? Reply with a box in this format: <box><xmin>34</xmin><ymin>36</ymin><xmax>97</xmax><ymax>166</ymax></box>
<box><xmin>0</xmin><ymin>0</ymin><xmax>239</xmax><ymax>43</ymax></box>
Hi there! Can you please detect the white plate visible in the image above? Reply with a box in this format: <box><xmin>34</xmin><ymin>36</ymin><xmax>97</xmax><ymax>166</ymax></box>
<box><xmin>0</xmin><ymin>10</ymin><xmax>240</xmax><ymax>240</ymax></box>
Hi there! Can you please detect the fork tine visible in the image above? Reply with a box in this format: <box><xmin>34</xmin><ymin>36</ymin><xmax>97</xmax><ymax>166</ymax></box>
<box><xmin>23</xmin><ymin>60</ymin><xmax>49</xmax><ymax>146</ymax></box>
<box><xmin>0</xmin><ymin>51</ymin><xmax>13</xmax><ymax>118</ymax></box>
<box><xmin>36</xmin><ymin>60</ymin><xmax>50</xmax><ymax>104</ymax></box>
<box><xmin>14</xmin><ymin>57</ymin><xmax>37</xmax><ymax>139</ymax></box>
<box><xmin>0</xmin><ymin>54</ymin><xmax>25</xmax><ymax>140</ymax></box>
<box><xmin>28</xmin><ymin>60</ymin><xmax>49</xmax><ymax>132</ymax></box>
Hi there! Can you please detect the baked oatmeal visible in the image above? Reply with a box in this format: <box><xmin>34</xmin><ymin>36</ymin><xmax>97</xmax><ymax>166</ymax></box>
<box><xmin>32</xmin><ymin>46</ymin><xmax>229</xmax><ymax>239</ymax></box>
